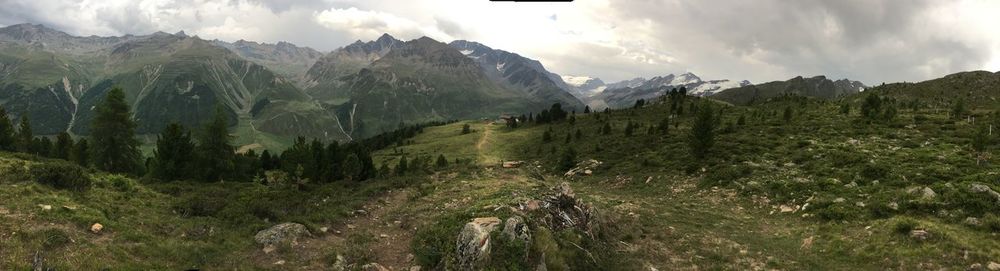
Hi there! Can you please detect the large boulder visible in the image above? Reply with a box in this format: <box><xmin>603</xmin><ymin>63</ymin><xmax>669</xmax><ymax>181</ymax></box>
<box><xmin>502</xmin><ymin>216</ymin><xmax>531</xmax><ymax>243</ymax></box>
<box><xmin>970</xmin><ymin>183</ymin><xmax>1000</xmax><ymax>204</ymax></box>
<box><xmin>254</xmin><ymin>223</ymin><xmax>311</xmax><ymax>246</ymax></box>
<box><xmin>456</xmin><ymin>217</ymin><xmax>502</xmax><ymax>270</ymax></box>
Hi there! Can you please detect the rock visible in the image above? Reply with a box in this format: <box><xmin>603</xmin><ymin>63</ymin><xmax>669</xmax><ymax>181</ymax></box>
<box><xmin>274</xmin><ymin>260</ymin><xmax>286</xmax><ymax>265</ymax></box>
<box><xmin>778</xmin><ymin>205</ymin><xmax>796</xmax><ymax>213</ymax></box>
<box><xmin>988</xmin><ymin>262</ymin><xmax>1000</xmax><ymax>271</ymax></box>
<box><xmin>406</xmin><ymin>253</ymin><xmax>415</xmax><ymax>262</ymax></box>
<box><xmin>800</xmin><ymin>236</ymin><xmax>814</xmax><ymax>250</ymax></box>
<box><xmin>38</xmin><ymin>204</ymin><xmax>52</xmax><ymax>211</ymax></box>
<box><xmin>833</xmin><ymin>198</ymin><xmax>846</xmax><ymax>203</ymax></box>
<box><xmin>362</xmin><ymin>262</ymin><xmax>390</xmax><ymax>271</ymax></box>
<box><xmin>855</xmin><ymin>201</ymin><xmax>866</xmax><ymax>208</ymax></box>
<box><xmin>262</xmin><ymin>245</ymin><xmax>276</xmax><ymax>254</ymax></box>
<box><xmin>971</xmin><ymin>263</ymin><xmax>983</xmax><ymax>270</ymax></box>
<box><xmin>502</xmin><ymin>216</ymin><xmax>531</xmax><ymax>243</ymax></box>
<box><xmin>90</xmin><ymin>223</ymin><xmax>103</xmax><ymax>234</ymax></box>
<box><xmin>254</xmin><ymin>223</ymin><xmax>311</xmax><ymax>246</ymax></box>
<box><xmin>331</xmin><ymin>254</ymin><xmax>347</xmax><ymax>271</ymax></box>
<box><xmin>970</xmin><ymin>184</ymin><xmax>1000</xmax><ymax>204</ymax></box>
<box><xmin>61</xmin><ymin>205</ymin><xmax>77</xmax><ymax>211</ymax></box>
<box><xmin>502</xmin><ymin>161</ymin><xmax>524</xmax><ymax>168</ymax></box>
<box><xmin>965</xmin><ymin>217</ymin><xmax>982</xmax><ymax>226</ymax></box>
<box><xmin>319</xmin><ymin>227</ymin><xmax>329</xmax><ymax>233</ymax></box>
<box><xmin>564</xmin><ymin>159</ymin><xmax>602</xmax><ymax>177</ymax></box>
<box><xmin>844</xmin><ymin>181</ymin><xmax>858</xmax><ymax>188</ymax></box>
<box><xmin>909</xmin><ymin>229</ymin><xmax>930</xmax><ymax>241</ymax></box>
<box><xmin>380</xmin><ymin>234</ymin><xmax>389</xmax><ymax>238</ymax></box>
<box><xmin>920</xmin><ymin>187</ymin><xmax>937</xmax><ymax>200</ymax></box>
<box><xmin>888</xmin><ymin>202</ymin><xmax>899</xmax><ymax>210</ymax></box>
<box><xmin>523</xmin><ymin>200</ymin><xmax>542</xmax><ymax>211</ymax></box>
<box><xmin>409</xmin><ymin>266</ymin><xmax>422</xmax><ymax>271</ymax></box>
<box><xmin>456</xmin><ymin>217</ymin><xmax>502</xmax><ymax>270</ymax></box>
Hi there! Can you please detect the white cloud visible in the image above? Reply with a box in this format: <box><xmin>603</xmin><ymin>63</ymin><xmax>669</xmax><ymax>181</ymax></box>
<box><xmin>0</xmin><ymin>0</ymin><xmax>997</xmax><ymax>84</ymax></box>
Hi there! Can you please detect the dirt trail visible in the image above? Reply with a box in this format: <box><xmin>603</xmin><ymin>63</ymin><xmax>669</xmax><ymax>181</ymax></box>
<box><xmin>475</xmin><ymin>124</ymin><xmax>498</xmax><ymax>165</ymax></box>
<box><xmin>259</xmin><ymin>189</ymin><xmax>420</xmax><ymax>270</ymax></box>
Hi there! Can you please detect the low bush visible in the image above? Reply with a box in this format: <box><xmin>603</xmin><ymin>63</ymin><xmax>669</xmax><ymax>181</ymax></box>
<box><xmin>31</xmin><ymin>161</ymin><xmax>91</xmax><ymax>192</ymax></box>
<box><xmin>893</xmin><ymin>218</ymin><xmax>918</xmax><ymax>235</ymax></box>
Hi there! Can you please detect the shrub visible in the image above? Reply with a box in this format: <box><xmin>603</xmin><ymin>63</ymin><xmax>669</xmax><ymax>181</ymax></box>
<box><xmin>31</xmin><ymin>161</ymin><xmax>91</xmax><ymax>192</ymax></box>
<box><xmin>37</xmin><ymin>228</ymin><xmax>71</xmax><ymax>249</ymax></box>
<box><xmin>859</xmin><ymin>163</ymin><xmax>890</xmax><ymax>181</ymax></box>
<box><xmin>983</xmin><ymin>214</ymin><xmax>1000</xmax><ymax>232</ymax></box>
<box><xmin>893</xmin><ymin>218</ymin><xmax>918</xmax><ymax>235</ymax></box>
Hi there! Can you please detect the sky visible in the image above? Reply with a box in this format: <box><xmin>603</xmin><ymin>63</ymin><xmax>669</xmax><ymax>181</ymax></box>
<box><xmin>1</xmin><ymin>0</ymin><xmax>998</xmax><ymax>85</ymax></box>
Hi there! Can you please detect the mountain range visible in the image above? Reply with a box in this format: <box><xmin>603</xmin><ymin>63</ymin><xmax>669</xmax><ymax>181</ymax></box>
<box><xmin>0</xmin><ymin>23</ymin><xmax>869</xmax><ymax>150</ymax></box>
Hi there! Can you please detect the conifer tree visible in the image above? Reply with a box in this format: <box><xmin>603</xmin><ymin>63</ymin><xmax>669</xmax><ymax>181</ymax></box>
<box><xmin>342</xmin><ymin>153</ymin><xmax>362</xmax><ymax>181</ymax></box>
<box><xmin>395</xmin><ymin>156</ymin><xmax>408</xmax><ymax>176</ymax></box>
<box><xmin>436</xmin><ymin>154</ymin><xmax>448</xmax><ymax>168</ymax></box>
<box><xmin>151</xmin><ymin>123</ymin><xmax>195</xmax><ymax>181</ymax></box>
<box><xmin>0</xmin><ymin>108</ymin><xmax>14</xmax><ymax>151</ymax></box>
<box><xmin>91</xmin><ymin>87</ymin><xmax>141</xmax><ymax>174</ymax></box>
<box><xmin>584</xmin><ymin>105</ymin><xmax>591</xmax><ymax>114</ymax></box>
<box><xmin>783</xmin><ymin>106</ymin><xmax>794</xmax><ymax>123</ymax></box>
<box><xmin>52</xmin><ymin>132</ymin><xmax>73</xmax><ymax>160</ymax></box>
<box><xmin>15</xmin><ymin>115</ymin><xmax>32</xmax><ymax>153</ymax></box>
<box><xmin>196</xmin><ymin>105</ymin><xmax>235</xmax><ymax>181</ymax></box>
<box><xmin>659</xmin><ymin>118</ymin><xmax>670</xmax><ymax>134</ymax></box>
<box><xmin>602</xmin><ymin>122</ymin><xmax>612</xmax><ymax>135</ymax></box>
<box><xmin>71</xmin><ymin>138</ymin><xmax>90</xmax><ymax>167</ymax></box>
<box><xmin>688</xmin><ymin>104</ymin><xmax>716</xmax><ymax>160</ymax></box>
<box><xmin>558</xmin><ymin>147</ymin><xmax>577</xmax><ymax>172</ymax></box>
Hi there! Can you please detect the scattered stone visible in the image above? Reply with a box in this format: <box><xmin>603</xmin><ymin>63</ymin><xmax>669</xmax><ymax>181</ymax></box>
<box><xmin>778</xmin><ymin>205</ymin><xmax>796</xmax><ymax>213</ymax></box>
<box><xmin>988</xmin><ymin>262</ymin><xmax>1000</xmax><ymax>271</ymax></box>
<box><xmin>844</xmin><ymin>181</ymin><xmax>858</xmax><ymax>188</ymax></box>
<box><xmin>254</xmin><ymin>223</ymin><xmax>311</xmax><ymax>246</ymax></box>
<box><xmin>970</xmin><ymin>184</ymin><xmax>1000</xmax><ymax>204</ymax></box>
<box><xmin>920</xmin><ymin>187</ymin><xmax>937</xmax><ymax>201</ymax></box>
<box><xmin>38</xmin><ymin>204</ymin><xmax>52</xmax><ymax>211</ymax></box>
<box><xmin>319</xmin><ymin>227</ymin><xmax>329</xmax><ymax>233</ymax></box>
<box><xmin>833</xmin><ymin>198</ymin><xmax>846</xmax><ymax>203</ymax></box>
<box><xmin>855</xmin><ymin>201</ymin><xmax>866</xmax><ymax>208</ymax></box>
<box><xmin>354</xmin><ymin>209</ymin><xmax>369</xmax><ymax>216</ymax></box>
<box><xmin>888</xmin><ymin>202</ymin><xmax>899</xmax><ymax>210</ymax></box>
<box><xmin>406</xmin><ymin>253</ymin><xmax>415</xmax><ymax>262</ymax></box>
<box><xmin>380</xmin><ymin>234</ymin><xmax>389</xmax><ymax>239</ymax></box>
<box><xmin>501</xmin><ymin>216</ymin><xmax>531</xmax><ymax>243</ymax></box>
<box><xmin>970</xmin><ymin>263</ymin><xmax>983</xmax><ymax>270</ymax></box>
<box><xmin>331</xmin><ymin>255</ymin><xmax>347</xmax><ymax>271</ymax></box>
<box><xmin>909</xmin><ymin>229</ymin><xmax>930</xmax><ymax>241</ymax></box>
<box><xmin>456</xmin><ymin>217</ymin><xmax>502</xmax><ymax>270</ymax></box>
<box><xmin>409</xmin><ymin>266</ymin><xmax>422</xmax><ymax>271</ymax></box>
<box><xmin>645</xmin><ymin>176</ymin><xmax>653</xmax><ymax>184</ymax></box>
<box><xmin>564</xmin><ymin>159</ymin><xmax>602</xmax><ymax>177</ymax></box>
<box><xmin>347</xmin><ymin>224</ymin><xmax>357</xmax><ymax>229</ymax></box>
<box><xmin>800</xmin><ymin>236</ymin><xmax>814</xmax><ymax>250</ymax></box>
<box><xmin>362</xmin><ymin>262</ymin><xmax>390</xmax><ymax>271</ymax></box>
<box><xmin>965</xmin><ymin>217</ymin><xmax>982</xmax><ymax>226</ymax></box>
<box><xmin>502</xmin><ymin>161</ymin><xmax>524</xmax><ymax>168</ymax></box>
<box><xmin>61</xmin><ymin>205</ymin><xmax>77</xmax><ymax>211</ymax></box>
<box><xmin>523</xmin><ymin>200</ymin><xmax>542</xmax><ymax>211</ymax></box>
<box><xmin>90</xmin><ymin>223</ymin><xmax>103</xmax><ymax>234</ymax></box>
<box><xmin>274</xmin><ymin>260</ymin><xmax>285</xmax><ymax>265</ymax></box>
<box><xmin>262</xmin><ymin>245</ymin><xmax>276</xmax><ymax>254</ymax></box>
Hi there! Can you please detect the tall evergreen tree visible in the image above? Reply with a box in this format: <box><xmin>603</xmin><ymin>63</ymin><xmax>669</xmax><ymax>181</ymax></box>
<box><xmin>15</xmin><ymin>116</ymin><xmax>32</xmax><ymax>153</ymax></box>
<box><xmin>71</xmin><ymin>139</ymin><xmax>90</xmax><ymax>167</ymax></box>
<box><xmin>342</xmin><ymin>153</ymin><xmax>362</xmax><ymax>180</ymax></box>
<box><xmin>436</xmin><ymin>154</ymin><xmax>448</xmax><ymax>168</ymax></box>
<box><xmin>151</xmin><ymin>123</ymin><xmax>195</xmax><ymax>181</ymax></box>
<box><xmin>91</xmin><ymin>87</ymin><xmax>141</xmax><ymax>174</ymax></box>
<box><xmin>0</xmin><ymin>108</ymin><xmax>14</xmax><ymax>151</ymax></box>
<box><xmin>196</xmin><ymin>105</ymin><xmax>235</xmax><ymax>181</ymax></box>
<box><xmin>395</xmin><ymin>156</ymin><xmax>408</xmax><ymax>176</ymax></box>
<box><xmin>52</xmin><ymin>132</ymin><xmax>73</xmax><ymax>160</ymax></box>
<box><xmin>688</xmin><ymin>104</ymin><xmax>716</xmax><ymax>160</ymax></box>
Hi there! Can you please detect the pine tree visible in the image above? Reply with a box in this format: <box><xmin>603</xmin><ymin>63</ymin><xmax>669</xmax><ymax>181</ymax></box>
<box><xmin>737</xmin><ymin>114</ymin><xmax>746</xmax><ymax>126</ymax></box>
<box><xmin>196</xmin><ymin>105</ymin><xmax>235</xmax><ymax>181</ymax></box>
<box><xmin>840</xmin><ymin>103</ymin><xmax>851</xmax><ymax>115</ymax></box>
<box><xmin>861</xmin><ymin>94</ymin><xmax>882</xmax><ymax>121</ymax></box>
<box><xmin>688</xmin><ymin>104</ymin><xmax>716</xmax><ymax>160</ymax></box>
<box><xmin>584</xmin><ymin>105</ymin><xmax>591</xmax><ymax>114</ymax></box>
<box><xmin>972</xmin><ymin>125</ymin><xmax>991</xmax><ymax>153</ymax></box>
<box><xmin>0</xmin><ymin>108</ymin><xmax>14</xmax><ymax>151</ymax></box>
<box><xmin>542</xmin><ymin>130</ymin><xmax>552</xmax><ymax>142</ymax></box>
<box><xmin>342</xmin><ymin>153</ymin><xmax>362</xmax><ymax>181</ymax></box>
<box><xmin>575</xmin><ymin>129</ymin><xmax>583</xmax><ymax>140</ymax></box>
<box><xmin>602</xmin><ymin>122</ymin><xmax>612</xmax><ymax>135</ymax></box>
<box><xmin>395</xmin><ymin>156</ymin><xmax>408</xmax><ymax>176</ymax></box>
<box><xmin>462</xmin><ymin>124</ymin><xmax>472</xmax><ymax>134</ymax></box>
<box><xmin>435</xmin><ymin>154</ymin><xmax>448</xmax><ymax>168</ymax></box>
<box><xmin>659</xmin><ymin>118</ymin><xmax>670</xmax><ymax>134</ymax></box>
<box><xmin>91</xmin><ymin>87</ymin><xmax>141</xmax><ymax>174</ymax></box>
<box><xmin>35</xmin><ymin>137</ymin><xmax>52</xmax><ymax>157</ymax></box>
<box><xmin>558</xmin><ymin>147</ymin><xmax>577</xmax><ymax>172</ymax></box>
<box><xmin>783</xmin><ymin>106</ymin><xmax>794</xmax><ymax>123</ymax></box>
<box><xmin>52</xmin><ymin>132</ymin><xmax>73</xmax><ymax>160</ymax></box>
<box><xmin>624</xmin><ymin>121</ymin><xmax>635</xmax><ymax>136</ymax></box>
<box><xmin>71</xmin><ymin>138</ymin><xmax>90</xmax><ymax>167</ymax></box>
<box><xmin>151</xmin><ymin>123</ymin><xmax>195</xmax><ymax>181</ymax></box>
<box><xmin>952</xmin><ymin>99</ymin><xmax>967</xmax><ymax>120</ymax></box>
<box><xmin>15</xmin><ymin>116</ymin><xmax>32</xmax><ymax>153</ymax></box>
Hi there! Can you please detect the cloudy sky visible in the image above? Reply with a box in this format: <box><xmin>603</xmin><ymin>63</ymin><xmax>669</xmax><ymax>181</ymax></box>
<box><xmin>1</xmin><ymin>0</ymin><xmax>998</xmax><ymax>85</ymax></box>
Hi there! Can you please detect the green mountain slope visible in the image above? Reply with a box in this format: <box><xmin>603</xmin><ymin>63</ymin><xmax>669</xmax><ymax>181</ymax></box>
<box><xmin>712</xmin><ymin>75</ymin><xmax>865</xmax><ymax>105</ymax></box>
